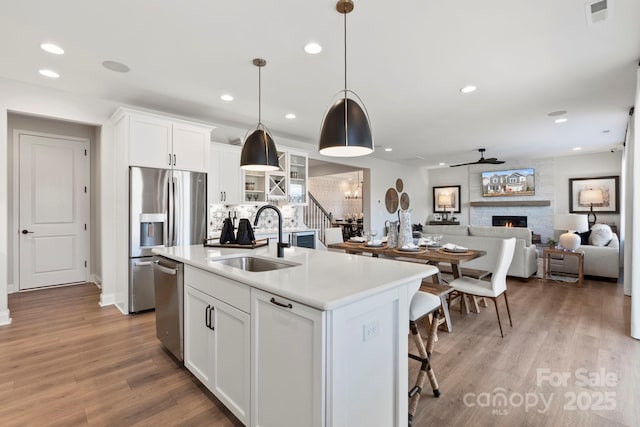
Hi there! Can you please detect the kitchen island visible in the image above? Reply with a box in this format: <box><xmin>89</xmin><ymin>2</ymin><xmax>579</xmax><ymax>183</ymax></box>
<box><xmin>153</xmin><ymin>244</ymin><xmax>439</xmax><ymax>427</ymax></box>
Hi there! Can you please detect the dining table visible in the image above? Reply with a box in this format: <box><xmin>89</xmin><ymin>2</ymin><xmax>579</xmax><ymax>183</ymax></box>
<box><xmin>327</xmin><ymin>241</ymin><xmax>488</xmax><ymax>327</ymax></box>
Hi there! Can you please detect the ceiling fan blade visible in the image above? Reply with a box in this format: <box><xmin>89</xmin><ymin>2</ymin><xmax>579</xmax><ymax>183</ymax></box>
<box><xmin>449</xmin><ymin>161</ymin><xmax>477</xmax><ymax>167</ymax></box>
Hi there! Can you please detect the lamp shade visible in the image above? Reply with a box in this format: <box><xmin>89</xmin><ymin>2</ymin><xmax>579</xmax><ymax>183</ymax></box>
<box><xmin>319</xmin><ymin>97</ymin><xmax>373</xmax><ymax>157</ymax></box>
<box><xmin>580</xmin><ymin>189</ymin><xmax>603</xmax><ymax>205</ymax></box>
<box><xmin>437</xmin><ymin>193</ymin><xmax>454</xmax><ymax>208</ymax></box>
<box><xmin>240</xmin><ymin>128</ymin><xmax>279</xmax><ymax>171</ymax></box>
<box><xmin>554</xmin><ymin>214</ymin><xmax>589</xmax><ymax>232</ymax></box>
<box><xmin>554</xmin><ymin>214</ymin><xmax>588</xmax><ymax>251</ymax></box>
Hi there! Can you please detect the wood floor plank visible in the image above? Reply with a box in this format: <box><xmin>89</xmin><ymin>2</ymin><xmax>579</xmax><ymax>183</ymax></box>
<box><xmin>1</xmin><ymin>278</ymin><xmax>638</xmax><ymax>426</ymax></box>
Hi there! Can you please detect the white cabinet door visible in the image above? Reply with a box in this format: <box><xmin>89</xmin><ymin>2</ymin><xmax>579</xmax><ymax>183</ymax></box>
<box><xmin>210</xmin><ymin>292</ymin><xmax>251</xmax><ymax>424</ymax></box>
<box><xmin>129</xmin><ymin>114</ymin><xmax>173</xmax><ymax>169</ymax></box>
<box><xmin>173</xmin><ymin>123</ymin><xmax>210</xmax><ymax>173</ymax></box>
<box><xmin>184</xmin><ymin>285</ymin><xmax>213</xmax><ymax>386</ymax></box>
<box><xmin>251</xmin><ymin>289</ymin><xmax>325</xmax><ymax>427</ymax></box>
<box><xmin>209</xmin><ymin>143</ymin><xmax>242</xmax><ymax>205</ymax></box>
<box><xmin>185</xmin><ymin>284</ymin><xmax>251</xmax><ymax>425</ymax></box>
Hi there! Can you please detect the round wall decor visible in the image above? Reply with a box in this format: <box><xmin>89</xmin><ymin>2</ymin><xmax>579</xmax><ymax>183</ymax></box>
<box><xmin>385</xmin><ymin>188</ymin><xmax>399</xmax><ymax>213</ymax></box>
<box><xmin>395</xmin><ymin>178</ymin><xmax>404</xmax><ymax>192</ymax></box>
<box><xmin>400</xmin><ymin>192</ymin><xmax>410</xmax><ymax>210</ymax></box>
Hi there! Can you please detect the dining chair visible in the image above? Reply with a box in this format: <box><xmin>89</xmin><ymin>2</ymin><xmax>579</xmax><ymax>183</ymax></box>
<box><xmin>408</xmin><ymin>291</ymin><xmax>442</xmax><ymax>426</ymax></box>
<box><xmin>449</xmin><ymin>237</ymin><xmax>516</xmax><ymax>338</ymax></box>
<box><xmin>323</xmin><ymin>227</ymin><xmax>344</xmax><ymax>251</ymax></box>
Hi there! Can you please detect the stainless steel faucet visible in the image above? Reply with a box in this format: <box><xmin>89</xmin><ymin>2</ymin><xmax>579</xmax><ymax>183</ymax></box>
<box><xmin>254</xmin><ymin>204</ymin><xmax>289</xmax><ymax>257</ymax></box>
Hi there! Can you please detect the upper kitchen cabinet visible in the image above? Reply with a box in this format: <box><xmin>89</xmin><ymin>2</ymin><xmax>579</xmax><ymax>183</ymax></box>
<box><xmin>111</xmin><ymin>108</ymin><xmax>213</xmax><ymax>173</ymax></box>
<box><xmin>209</xmin><ymin>143</ymin><xmax>242</xmax><ymax>205</ymax></box>
<box><xmin>287</xmin><ymin>151</ymin><xmax>308</xmax><ymax>205</ymax></box>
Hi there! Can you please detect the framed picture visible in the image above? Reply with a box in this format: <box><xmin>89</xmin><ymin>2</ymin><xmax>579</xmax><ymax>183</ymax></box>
<box><xmin>481</xmin><ymin>168</ymin><xmax>535</xmax><ymax>197</ymax></box>
<box><xmin>433</xmin><ymin>185</ymin><xmax>461</xmax><ymax>214</ymax></box>
<box><xmin>569</xmin><ymin>176</ymin><xmax>619</xmax><ymax>214</ymax></box>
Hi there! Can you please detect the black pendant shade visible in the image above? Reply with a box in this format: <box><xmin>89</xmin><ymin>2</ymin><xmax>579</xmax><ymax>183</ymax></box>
<box><xmin>239</xmin><ymin>58</ymin><xmax>279</xmax><ymax>171</ymax></box>
<box><xmin>319</xmin><ymin>97</ymin><xmax>373</xmax><ymax>157</ymax></box>
<box><xmin>240</xmin><ymin>127</ymin><xmax>279</xmax><ymax>171</ymax></box>
<box><xmin>318</xmin><ymin>0</ymin><xmax>373</xmax><ymax>157</ymax></box>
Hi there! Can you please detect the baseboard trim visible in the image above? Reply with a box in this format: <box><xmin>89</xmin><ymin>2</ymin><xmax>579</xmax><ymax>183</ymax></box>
<box><xmin>99</xmin><ymin>292</ymin><xmax>116</xmax><ymax>307</ymax></box>
<box><xmin>0</xmin><ymin>309</ymin><xmax>12</xmax><ymax>326</ymax></box>
<box><xmin>7</xmin><ymin>283</ymin><xmax>17</xmax><ymax>294</ymax></box>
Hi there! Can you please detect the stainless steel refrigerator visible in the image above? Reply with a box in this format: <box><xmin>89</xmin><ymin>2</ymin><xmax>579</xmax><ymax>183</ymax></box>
<box><xmin>129</xmin><ymin>166</ymin><xmax>207</xmax><ymax>312</ymax></box>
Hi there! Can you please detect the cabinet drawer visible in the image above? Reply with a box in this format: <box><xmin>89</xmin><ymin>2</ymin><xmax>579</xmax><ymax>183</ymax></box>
<box><xmin>185</xmin><ymin>265</ymin><xmax>250</xmax><ymax>313</ymax></box>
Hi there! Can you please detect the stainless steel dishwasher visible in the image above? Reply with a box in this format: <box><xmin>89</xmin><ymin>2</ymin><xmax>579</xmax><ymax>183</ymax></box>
<box><xmin>153</xmin><ymin>256</ymin><xmax>184</xmax><ymax>361</ymax></box>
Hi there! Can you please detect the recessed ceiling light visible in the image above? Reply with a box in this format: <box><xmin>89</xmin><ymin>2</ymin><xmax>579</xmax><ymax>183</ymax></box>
<box><xmin>39</xmin><ymin>69</ymin><xmax>59</xmax><ymax>78</ymax></box>
<box><xmin>572</xmin><ymin>147</ymin><xmax>582</xmax><ymax>151</ymax></box>
<box><xmin>220</xmin><ymin>94</ymin><xmax>234</xmax><ymax>101</ymax></box>
<box><xmin>40</xmin><ymin>43</ymin><xmax>64</xmax><ymax>55</ymax></box>
<box><xmin>285</xmin><ymin>113</ymin><xmax>296</xmax><ymax>119</ymax></box>
<box><xmin>102</xmin><ymin>60</ymin><xmax>130</xmax><ymax>73</ymax></box>
<box><xmin>439</xmin><ymin>162</ymin><xmax>446</xmax><ymax>166</ymax></box>
<box><xmin>547</xmin><ymin>110</ymin><xmax>567</xmax><ymax>117</ymax></box>
<box><xmin>554</xmin><ymin>118</ymin><xmax>568</xmax><ymax>124</ymax></box>
<box><xmin>384</xmin><ymin>148</ymin><xmax>393</xmax><ymax>152</ymax></box>
<box><xmin>460</xmin><ymin>85</ymin><xmax>477</xmax><ymax>93</ymax></box>
<box><xmin>304</xmin><ymin>42</ymin><xmax>322</xmax><ymax>54</ymax></box>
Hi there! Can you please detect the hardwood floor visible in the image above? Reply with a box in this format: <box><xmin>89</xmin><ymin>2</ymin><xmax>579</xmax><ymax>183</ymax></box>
<box><xmin>0</xmin><ymin>278</ymin><xmax>637</xmax><ymax>426</ymax></box>
<box><xmin>0</xmin><ymin>284</ymin><xmax>243</xmax><ymax>427</ymax></box>
<box><xmin>410</xmin><ymin>276</ymin><xmax>640</xmax><ymax>427</ymax></box>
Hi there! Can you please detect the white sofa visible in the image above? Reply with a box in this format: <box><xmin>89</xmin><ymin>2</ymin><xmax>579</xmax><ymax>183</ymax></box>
<box><xmin>549</xmin><ymin>225</ymin><xmax>620</xmax><ymax>280</ymax></box>
<box><xmin>422</xmin><ymin>225</ymin><xmax>538</xmax><ymax>279</ymax></box>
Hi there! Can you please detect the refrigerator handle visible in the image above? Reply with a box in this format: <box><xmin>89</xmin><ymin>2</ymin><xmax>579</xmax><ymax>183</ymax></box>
<box><xmin>167</xmin><ymin>178</ymin><xmax>173</xmax><ymax>247</ymax></box>
<box><xmin>171</xmin><ymin>178</ymin><xmax>177</xmax><ymax>246</ymax></box>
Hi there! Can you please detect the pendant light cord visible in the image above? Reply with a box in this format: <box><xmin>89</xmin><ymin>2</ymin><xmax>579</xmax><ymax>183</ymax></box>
<box><xmin>344</xmin><ymin>10</ymin><xmax>348</xmax><ymax>94</ymax></box>
<box><xmin>258</xmin><ymin>64</ymin><xmax>262</xmax><ymax>125</ymax></box>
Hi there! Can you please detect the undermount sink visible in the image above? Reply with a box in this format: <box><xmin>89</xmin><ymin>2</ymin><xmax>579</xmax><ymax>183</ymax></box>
<box><xmin>212</xmin><ymin>256</ymin><xmax>298</xmax><ymax>272</ymax></box>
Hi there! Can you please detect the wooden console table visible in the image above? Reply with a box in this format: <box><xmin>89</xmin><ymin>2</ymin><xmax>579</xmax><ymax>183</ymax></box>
<box><xmin>543</xmin><ymin>247</ymin><xmax>584</xmax><ymax>287</ymax></box>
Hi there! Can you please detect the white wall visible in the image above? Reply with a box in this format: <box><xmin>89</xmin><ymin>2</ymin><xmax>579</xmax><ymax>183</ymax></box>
<box><xmin>427</xmin><ymin>151</ymin><xmax>623</xmax><ymax>244</ymax></box>
<box><xmin>0</xmin><ymin>78</ymin><xmax>119</xmax><ymax>324</ymax></box>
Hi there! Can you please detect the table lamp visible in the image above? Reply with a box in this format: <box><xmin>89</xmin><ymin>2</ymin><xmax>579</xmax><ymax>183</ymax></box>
<box><xmin>579</xmin><ymin>189</ymin><xmax>603</xmax><ymax>227</ymax></box>
<box><xmin>437</xmin><ymin>193</ymin><xmax>454</xmax><ymax>221</ymax></box>
<box><xmin>554</xmin><ymin>214</ymin><xmax>589</xmax><ymax>251</ymax></box>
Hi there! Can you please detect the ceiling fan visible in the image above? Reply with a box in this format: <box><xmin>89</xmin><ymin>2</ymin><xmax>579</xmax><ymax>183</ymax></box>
<box><xmin>450</xmin><ymin>148</ymin><xmax>505</xmax><ymax>167</ymax></box>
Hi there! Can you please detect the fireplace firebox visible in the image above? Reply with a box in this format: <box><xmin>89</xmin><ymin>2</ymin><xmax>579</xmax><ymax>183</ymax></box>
<box><xmin>492</xmin><ymin>215</ymin><xmax>527</xmax><ymax>228</ymax></box>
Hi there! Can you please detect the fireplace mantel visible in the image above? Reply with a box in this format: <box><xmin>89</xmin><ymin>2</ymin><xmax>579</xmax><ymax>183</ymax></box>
<box><xmin>469</xmin><ymin>200</ymin><xmax>551</xmax><ymax>207</ymax></box>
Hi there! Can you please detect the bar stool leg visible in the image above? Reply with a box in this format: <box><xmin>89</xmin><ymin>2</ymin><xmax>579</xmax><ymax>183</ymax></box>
<box><xmin>408</xmin><ymin>309</ymin><xmax>441</xmax><ymax>426</ymax></box>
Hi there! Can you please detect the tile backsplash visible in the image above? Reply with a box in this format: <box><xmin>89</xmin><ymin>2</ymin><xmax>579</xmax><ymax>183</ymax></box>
<box><xmin>209</xmin><ymin>204</ymin><xmax>303</xmax><ymax>236</ymax></box>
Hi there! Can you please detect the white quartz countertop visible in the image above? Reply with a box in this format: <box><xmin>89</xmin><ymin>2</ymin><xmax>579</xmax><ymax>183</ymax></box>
<box><xmin>152</xmin><ymin>244</ymin><xmax>438</xmax><ymax>310</ymax></box>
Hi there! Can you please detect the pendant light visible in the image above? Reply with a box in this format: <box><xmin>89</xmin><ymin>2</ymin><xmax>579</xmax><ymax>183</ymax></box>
<box><xmin>240</xmin><ymin>58</ymin><xmax>279</xmax><ymax>171</ymax></box>
<box><xmin>319</xmin><ymin>0</ymin><xmax>373</xmax><ymax>157</ymax></box>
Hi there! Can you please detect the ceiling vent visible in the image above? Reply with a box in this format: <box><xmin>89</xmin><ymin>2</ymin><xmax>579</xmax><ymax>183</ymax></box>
<box><xmin>229</xmin><ymin>138</ymin><xmax>243</xmax><ymax>146</ymax></box>
<box><xmin>585</xmin><ymin>0</ymin><xmax>609</xmax><ymax>25</ymax></box>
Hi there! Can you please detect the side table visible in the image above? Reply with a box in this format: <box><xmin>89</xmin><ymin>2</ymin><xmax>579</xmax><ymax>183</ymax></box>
<box><xmin>543</xmin><ymin>247</ymin><xmax>584</xmax><ymax>287</ymax></box>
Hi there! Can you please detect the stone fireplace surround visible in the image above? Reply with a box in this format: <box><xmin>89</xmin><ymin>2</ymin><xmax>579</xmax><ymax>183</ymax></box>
<box><xmin>468</xmin><ymin>159</ymin><xmax>555</xmax><ymax>243</ymax></box>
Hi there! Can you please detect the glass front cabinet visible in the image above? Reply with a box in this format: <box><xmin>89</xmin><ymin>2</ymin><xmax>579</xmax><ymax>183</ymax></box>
<box><xmin>287</xmin><ymin>152</ymin><xmax>308</xmax><ymax>205</ymax></box>
<box><xmin>242</xmin><ymin>149</ymin><xmax>308</xmax><ymax>205</ymax></box>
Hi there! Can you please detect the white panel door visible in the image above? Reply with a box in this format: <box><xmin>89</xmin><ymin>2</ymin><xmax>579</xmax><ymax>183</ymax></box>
<box><xmin>19</xmin><ymin>133</ymin><xmax>89</xmax><ymax>290</ymax></box>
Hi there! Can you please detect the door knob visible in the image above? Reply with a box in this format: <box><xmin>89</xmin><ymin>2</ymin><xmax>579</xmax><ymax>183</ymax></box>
<box><xmin>21</xmin><ymin>229</ymin><xmax>34</xmax><ymax>234</ymax></box>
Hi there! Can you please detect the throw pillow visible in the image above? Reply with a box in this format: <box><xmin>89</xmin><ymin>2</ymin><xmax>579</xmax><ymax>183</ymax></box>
<box><xmin>574</xmin><ymin>230</ymin><xmax>591</xmax><ymax>245</ymax></box>
<box><xmin>589</xmin><ymin>224</ymin><xmax>613</xmax><ymax>247</ymax></box>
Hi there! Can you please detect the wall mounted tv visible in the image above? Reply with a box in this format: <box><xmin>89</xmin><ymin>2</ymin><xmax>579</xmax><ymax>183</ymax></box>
<box><xmin>481</xmin><ymin>168</ymin><xmax>535</xmax><ymax>197</ymax></box>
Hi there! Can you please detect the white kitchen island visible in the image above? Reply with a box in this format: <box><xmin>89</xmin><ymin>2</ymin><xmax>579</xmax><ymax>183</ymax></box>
<box><xmin>153</xmin><ymin>244</ymin><xmax>439</xmax><ymax>427</ymax></box>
